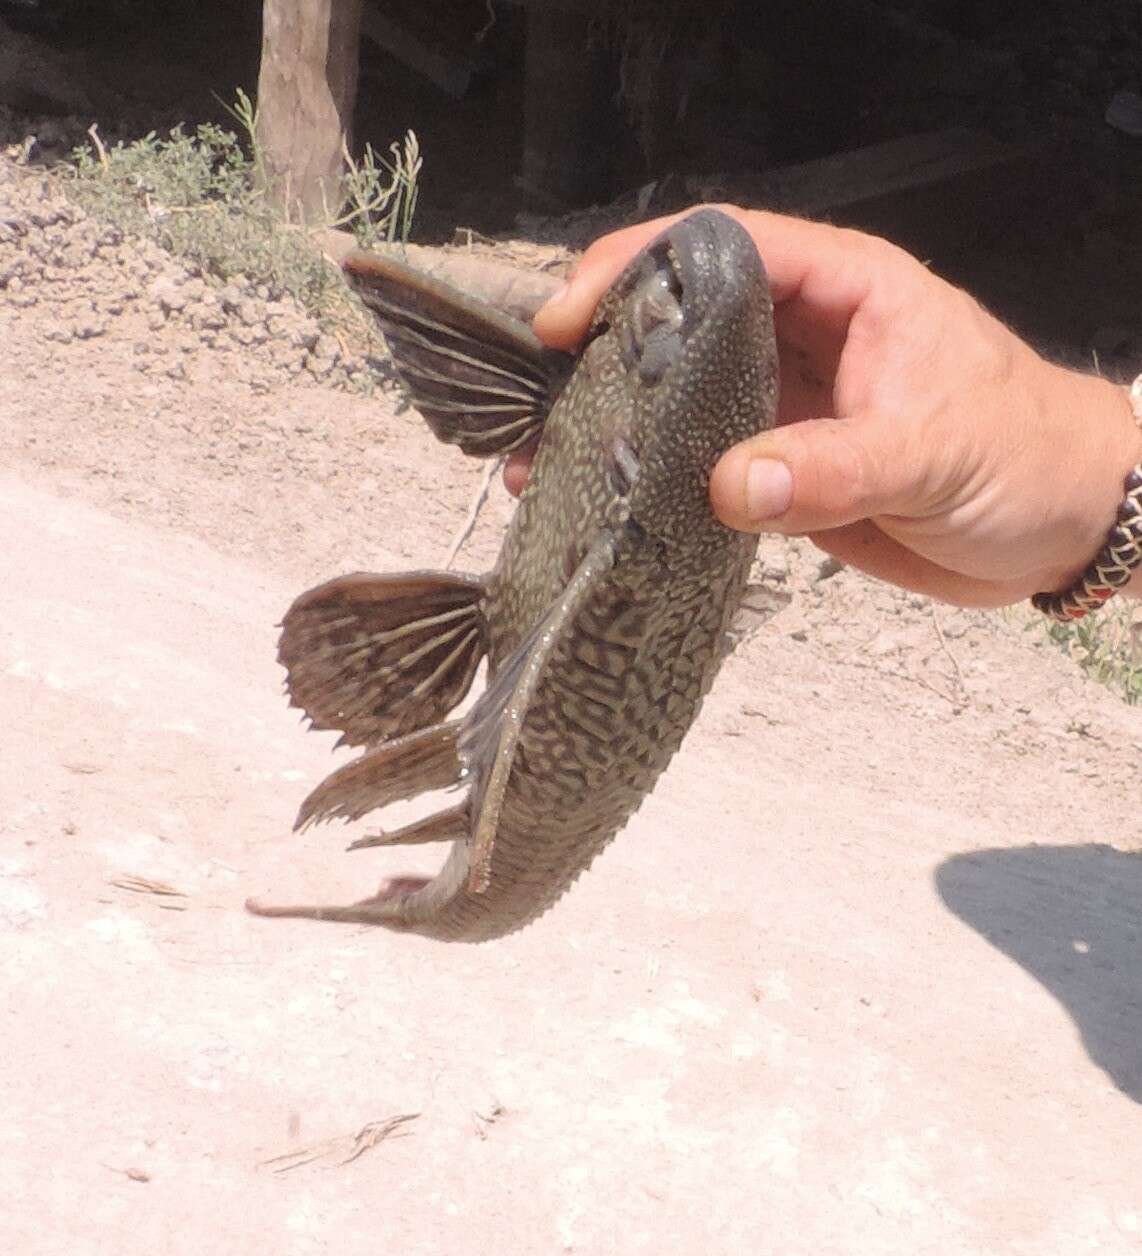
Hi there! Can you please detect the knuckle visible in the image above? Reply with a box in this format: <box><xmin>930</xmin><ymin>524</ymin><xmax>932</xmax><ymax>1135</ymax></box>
<box><xmin>798</xmin><ymin>422</ymin><xmax>879</xmax><ymax>523</ymax></box>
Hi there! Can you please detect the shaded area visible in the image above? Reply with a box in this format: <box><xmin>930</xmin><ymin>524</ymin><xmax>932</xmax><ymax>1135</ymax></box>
<box><xmin>936</xmin><ymin>844</ymin><xmax>1142</xmax><ymax>1103</ymax></box>
<box><xmin>1</xmin><ymin>0</ymin><xmax>1139</xmax><ymax>371</ymax></box>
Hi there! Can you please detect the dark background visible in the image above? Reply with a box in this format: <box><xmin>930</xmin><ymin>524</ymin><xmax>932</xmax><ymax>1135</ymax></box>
<box><xmin>2</xmin><ymin>0</ymin><xmax>1140</xmax><ymax>372</ymax></box>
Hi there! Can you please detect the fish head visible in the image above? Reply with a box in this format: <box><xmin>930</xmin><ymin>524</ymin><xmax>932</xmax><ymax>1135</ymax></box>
<box><xmin>584</xmin><ymin>208</ymin><xmax>778</xmax><ymax>546</ymax></box>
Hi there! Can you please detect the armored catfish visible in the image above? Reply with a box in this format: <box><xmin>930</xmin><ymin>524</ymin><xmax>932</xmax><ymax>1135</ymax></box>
<box><xmin>246</xmin><ymin>208</ymin><xmax>780</xmax><ymax>942</ymax></box>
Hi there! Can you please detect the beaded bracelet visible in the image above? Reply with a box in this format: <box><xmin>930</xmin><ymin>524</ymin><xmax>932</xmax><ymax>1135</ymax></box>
<box><xmin>1032</xmin><ymin>372</ymin><xmax>1142</xmax><ymax>622</ymax></box>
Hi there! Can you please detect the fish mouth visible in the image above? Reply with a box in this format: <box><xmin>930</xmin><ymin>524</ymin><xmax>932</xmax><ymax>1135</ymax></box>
<box><xmin>617</xmin><ymin>245</ymin><xmax>686</xmax><ymax>386</ymax></box>
<box><xmin>616</xmin><ymin>209</ymin><xmax>753</xmax><ymax>388</ymax></box>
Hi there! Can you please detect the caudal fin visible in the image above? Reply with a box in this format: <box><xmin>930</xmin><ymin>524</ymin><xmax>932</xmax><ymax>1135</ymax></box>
<box><xmin>245</xmin><ymin>875</ymin><xmax>432</xmax><ymax>925</ymax></box>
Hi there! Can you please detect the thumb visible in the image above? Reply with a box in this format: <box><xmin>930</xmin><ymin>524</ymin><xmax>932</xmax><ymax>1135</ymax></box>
<box><xmin>710</xmin><ymin>415</ymin><xmax>929</xmax><ymax>534</ymax></box>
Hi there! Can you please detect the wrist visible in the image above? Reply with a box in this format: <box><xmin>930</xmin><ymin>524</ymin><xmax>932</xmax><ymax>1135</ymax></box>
<box><xmin>1032</xmin><ymin>370</ymin><xmax>1142</xmax><ymax>619</ymax></box>
<box><xmin>1044</xmin><ymin>370</ymin><xmax>1140</xmax><ymax>572</ymax></box>
<box><xmin>1118</xmin><ymin>376</ymin><xmax>1142</xmax><ymax>600</ymax></box>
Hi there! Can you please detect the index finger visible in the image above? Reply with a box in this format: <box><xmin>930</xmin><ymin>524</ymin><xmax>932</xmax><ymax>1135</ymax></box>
<box><xmin>532</xmin><ymin>204</ymin><xmax>887</xmax><ymax>351</ymax></box>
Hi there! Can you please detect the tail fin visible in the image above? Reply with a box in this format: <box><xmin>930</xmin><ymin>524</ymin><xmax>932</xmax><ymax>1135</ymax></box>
<box><xmin>245</xmin><ymin>875</ymin><xmax>432</xmax><ymax>926</ymax></box>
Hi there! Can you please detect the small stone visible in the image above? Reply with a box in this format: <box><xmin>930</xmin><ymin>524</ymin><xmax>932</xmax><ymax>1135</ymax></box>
<box><xmin>236</xmin><ymin>298</ymin><xmax>262</xmax><ymax>326</ymax></box>
<box><xmin>290</xmin><ymin>320</ymin><xmax>320</xmax><ymax>352</ymax></box>
<box><xmin>149</xmin><ymin>275</ymin><xmax>188</xmax><ymax>313</ymax></box>
<box><xmin>813</xmin><ymin>555</ymin><xmax>843</xmax><ymax>584</ymax></box>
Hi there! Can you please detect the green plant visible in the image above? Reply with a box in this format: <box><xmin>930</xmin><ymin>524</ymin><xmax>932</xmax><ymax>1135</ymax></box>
<box><xmin>66</xmin><ymin>95</ymin><xmax>422</xmax><ymax>315</ymax></box>
<box><xmin>1042</xmin><ymin>601</ymin><xmax>1142</xmax><ymax>703</ymax></box>
<box><xmin>218</xmin><ymin>86</ymin><xmax>266</xmax><ymax>188</ymax></box>
<box><xmin>335</xmin><ymin>130</ymin><xmax>422</xmax><ymax>248</ymax></box>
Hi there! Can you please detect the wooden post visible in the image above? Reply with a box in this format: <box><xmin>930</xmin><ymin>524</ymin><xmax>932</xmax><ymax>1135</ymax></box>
<box><xmin>255</xmin><ymin>0</ymin><xmax>364</xmax><ymax>222</ymax></box>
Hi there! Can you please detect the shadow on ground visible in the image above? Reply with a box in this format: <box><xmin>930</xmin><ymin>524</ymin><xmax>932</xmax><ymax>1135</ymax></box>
<box><xmin>936</xmin><ymin>844</ymin><xmax>1142</xmax><ymax>1103</ymax></box>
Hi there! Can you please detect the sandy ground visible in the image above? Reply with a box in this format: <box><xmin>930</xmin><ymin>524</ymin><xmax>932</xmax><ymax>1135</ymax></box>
<box><xmin>3</xmin><ymin>161</ymin><xmax>1142</xmax><ymax>1255</ymax></box>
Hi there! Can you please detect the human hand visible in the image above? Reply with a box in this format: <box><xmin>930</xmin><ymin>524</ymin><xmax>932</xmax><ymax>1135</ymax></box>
<box><xmin>508</xmin><ymin>206</ymin><xmax>1142</xmax><ymax>609</ymax></box>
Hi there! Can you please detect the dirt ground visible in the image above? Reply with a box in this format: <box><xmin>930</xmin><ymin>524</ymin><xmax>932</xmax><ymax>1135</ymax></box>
<box><xmin>3</xmin><ymin>153</ymin><xmax>1142</xmax><ymax>1255</ymax></box>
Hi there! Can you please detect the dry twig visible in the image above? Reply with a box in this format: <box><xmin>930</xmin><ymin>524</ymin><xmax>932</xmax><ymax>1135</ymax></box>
<box><xmin>109</xmin><ymin>875</ymin><xmax>188</xmax><ymax>909</ymax></box>
<box><xmin>930</xmin><ymin>607</ymin><xmax>967</xmax><ymax>699</ymax></box>
<box><xmin>86</xmin><ymin>123</ymin><xmax>110</xmax><ymax>170</ymax></box>
<box><xmin>444</xmin><ymin>458</ymin><xmax>502</xmax><ymax>568</ymax></box>
<box><xmin>473</xmin><ymin>1101</ymin><xmax>506</xmax><ymax>1139</ymax></box>
<box><xmin>109</xmin><ymin>874</ymin><xmax>186</xmax><ymax>897</ymax></box>
<box><xmin>261</xmin><ymin>1113</ymin><xmax>420</xmax><ymax>1173</ymax></box>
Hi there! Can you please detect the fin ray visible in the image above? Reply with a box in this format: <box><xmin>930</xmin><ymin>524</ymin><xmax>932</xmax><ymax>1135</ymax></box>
<box><xmin>280</xmin><ymin>571</ymin><xmax>487</xmax><ymax>748</ymax></box>
<box><xmin>296</xmin><ymin>721</ymin><xmax>464</xmax><ymax>831</ymax></box>
<box><xmin>343</xmin><ymin>250</ymin><xmax>572</xmax><ymax>457</ymax></box>
<box><xmin>348</xmin><ymin>803</ymin><xmax>469</xmax><ymax>851</ymax></box>
<box><xmin>382</xmin><ymin>320</ymin><xmax>549</xmax><ymax>391</ymax></box>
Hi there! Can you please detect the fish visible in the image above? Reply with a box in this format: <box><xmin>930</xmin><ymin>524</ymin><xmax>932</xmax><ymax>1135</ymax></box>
<box><xmin>245</xmin><ymin>208</ymin><xmax>781</xmax><ymax>942</ymax></box>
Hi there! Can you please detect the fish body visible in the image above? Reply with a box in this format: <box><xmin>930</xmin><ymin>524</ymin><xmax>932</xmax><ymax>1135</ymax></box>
<box><xmin>247</xmin><ymin>209</ymin><xmax>779</xmax><ymax>942</ymax></box>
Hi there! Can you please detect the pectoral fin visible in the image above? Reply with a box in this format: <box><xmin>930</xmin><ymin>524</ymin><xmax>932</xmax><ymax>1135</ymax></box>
<box><xmin>343</xmin><ymin>250</ymin><xmax>573</xmax><ymax>457</ymax></box>
<box><xmin>728</xmin><ymin>581</ymin><xmax>792</xmax><ymax>643</ymax></box>
<box><xmin>279</xmin><ymin>571</ymin><xmax>487</xmax><ymax>748</ymax></box>
<box><xmin>458</xmin><ymin>532</ymin><xmax>619</xmax><ymax>892</ymax></box>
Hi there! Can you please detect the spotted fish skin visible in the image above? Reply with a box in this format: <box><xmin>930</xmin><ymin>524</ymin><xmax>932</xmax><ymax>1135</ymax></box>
<box><xmin>247</xmin><ymin>209</ymin><xmax>779</xmax><ymax>942</ymax></box>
